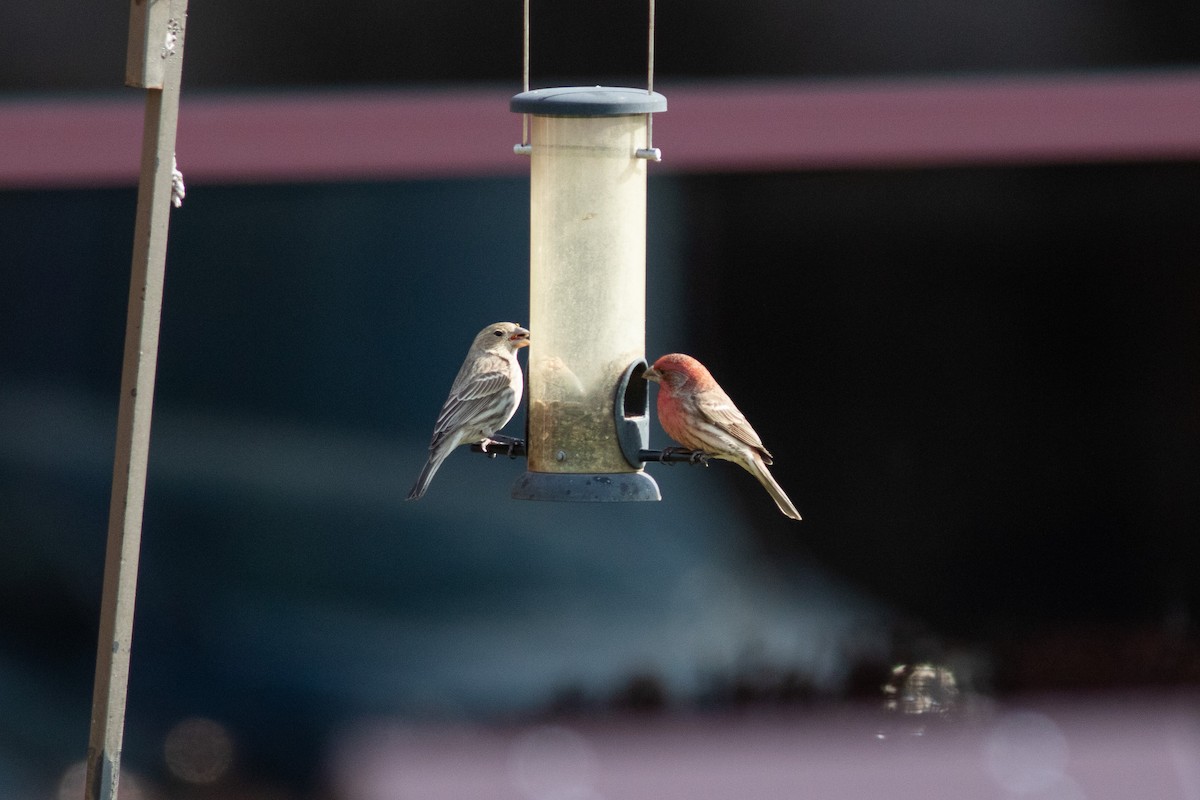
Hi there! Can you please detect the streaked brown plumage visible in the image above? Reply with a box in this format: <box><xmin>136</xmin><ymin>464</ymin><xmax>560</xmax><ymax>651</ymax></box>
<box><xmin>407</xmin><ymin>322</ymin><xmax>530</xmax><ymax>500</ymax></box>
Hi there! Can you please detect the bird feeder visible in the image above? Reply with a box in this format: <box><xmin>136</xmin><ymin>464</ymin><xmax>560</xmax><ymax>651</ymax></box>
<box><xmin>510</xmin><ymin>86</ymin><xmax>667</xmax><ymax>502</ymax></box>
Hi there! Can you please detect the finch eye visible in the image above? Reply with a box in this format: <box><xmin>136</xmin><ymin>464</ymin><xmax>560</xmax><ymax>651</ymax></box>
<box><xmin>493</xmin><ymin>329</ymin><xmax>504</xmax><ymax>337</ymax></box>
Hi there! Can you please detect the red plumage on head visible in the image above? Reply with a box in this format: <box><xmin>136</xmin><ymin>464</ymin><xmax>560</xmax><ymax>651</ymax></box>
<box><xmin>650</xmin><ymin>353</ymin><xmax>716</xmax><ymax>391</ymax></box>
<box><xmin>649</xmin><ymin>353</ymin><xmax>720</xmax><ymax>451</ymax></box>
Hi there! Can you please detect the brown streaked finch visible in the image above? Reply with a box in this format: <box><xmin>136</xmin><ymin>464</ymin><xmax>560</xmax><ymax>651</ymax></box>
<box><xmin>644</xmin><ymin>353</ymin><xmax>802</xmax><ymax>521</ymax></box>
<box><xmin>406</xmin><ymin>322</ymin><xmax>530</xmax><ymax>500</ymax></box>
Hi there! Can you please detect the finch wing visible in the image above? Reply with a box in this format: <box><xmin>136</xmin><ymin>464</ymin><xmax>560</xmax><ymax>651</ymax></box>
<box><xmin>695</xmin><ymin>390</ymin><xmax>774</xmax><ymax>463</ymax></box>
<box><xmin>430</xmin><ymin>354</ymin><xmax>516</xmax><ymax>446</ymax></box>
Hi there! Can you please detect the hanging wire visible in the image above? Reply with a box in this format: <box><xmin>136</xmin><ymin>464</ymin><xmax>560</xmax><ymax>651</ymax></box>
<box><xmin>647</xmin><ymin>0</ymin><xmax>655</xmax><ymax>97</ymax></box>
<box><xmin>639</xmin><ymin>0</ymin><xmax>661</xmax><ymax>160</ymax></box>
<box><xmin>513</xmin><ymin>0</ymin><xmax>532</xmax><ymax>155</ymax></box>
<box><xmin>516</xmin><ymin>0</ymin><xmax>661</xmax><ymax>160</ymax></box>
<box><xmin>520</xmin><ymin>0</ymin><xmax>529</xmax><ymax>150</ymax></box>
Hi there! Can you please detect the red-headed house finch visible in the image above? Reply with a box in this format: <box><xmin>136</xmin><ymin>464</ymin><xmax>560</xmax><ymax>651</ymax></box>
<box><xmin>406</xmin><ymin>322</ymin><xmax>530</xmax><ymax>500</ymax></box>
<box><xmin>644</xmin><ymin>353</ymin><xmax>802</xmax><ymax>521</ymax></box>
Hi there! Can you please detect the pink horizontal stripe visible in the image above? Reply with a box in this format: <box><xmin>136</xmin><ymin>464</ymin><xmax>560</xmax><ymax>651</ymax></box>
<box><xmin>664</xmin><ymin>71</ymin><xmax>1200</xmax><ymax>171</ymax></box>
<box><xmin>3</xmin><ymin>72</ymin><xmax>1200</xmax><ymax>188</ymax></box>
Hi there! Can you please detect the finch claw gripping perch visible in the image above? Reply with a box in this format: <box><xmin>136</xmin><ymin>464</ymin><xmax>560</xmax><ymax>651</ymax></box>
<box><xmin>498</xmin><ymin>436</ymin><xmax>525</xmax><ymax>459</ymax></box>
<box><xmin>472</xmin><ymin>435</ymin><xmax>526</xmax><ymax>459</ymax></box>
<box><xmin>659</xmin><ymin>446</ymin><xmax>685</xmax><ymax>465</ymax></box>
<box><xmin>644</xmin><ymin>447</ymin><xmax>710</xmax><ymax>466</ymax></box>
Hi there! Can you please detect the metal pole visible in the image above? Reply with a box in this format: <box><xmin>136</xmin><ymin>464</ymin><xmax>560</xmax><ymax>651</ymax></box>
<box><xmin>85</xmin><ymin>1</ymin><xmax>188</xmax><ymax>798</ymax></box>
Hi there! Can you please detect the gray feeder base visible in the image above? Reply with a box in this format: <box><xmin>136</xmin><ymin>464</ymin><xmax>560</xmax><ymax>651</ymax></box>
<box><xmin>511</xmin><ymin>470</ymin><xmax>661</xmax><ymax>502</ymax></box>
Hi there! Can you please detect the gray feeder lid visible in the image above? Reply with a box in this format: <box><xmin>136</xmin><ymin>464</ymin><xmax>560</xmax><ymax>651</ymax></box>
<box><xmin>511</xmin><ymin>86</ymin><xmax>667</xmax><ymax>116</ymax></box>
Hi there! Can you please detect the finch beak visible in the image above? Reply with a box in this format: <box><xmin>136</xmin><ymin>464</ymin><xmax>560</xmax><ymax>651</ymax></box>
<box><xmin>509</xmin><ymin>328</ymin><xmax>530</xmax><ymax>348</ymax></box>
<box><xmin>642</xmin><ymin>366</ymin><xmax>661</xmax><ymax>382</ymax></box>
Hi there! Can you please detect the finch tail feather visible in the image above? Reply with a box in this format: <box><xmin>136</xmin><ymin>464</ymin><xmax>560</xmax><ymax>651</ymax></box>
<box><xmin>747</xmin><ymin>456</ymin><xmax>802</xmax><ymax>521</ymax></box>
<box><xmin>406</xmin><ymin>450</ymin><xmax>449</xmax><ymax>500</ymax></box>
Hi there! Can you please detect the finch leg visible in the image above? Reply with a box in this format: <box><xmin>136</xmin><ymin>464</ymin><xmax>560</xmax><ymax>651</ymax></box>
<box><xmin>656</xmin><ymin>447</ymin><xmax>709</xmax><ymax>466</ymax></box>
<box><xmin>488</xmin><ymin>434</ymin><xmax>523</xmax><ymax>446</ymax></box>
<box><xmin>481</xmin><ymin>434</ymin><xmax>525</xmax><ymax>459</ymax></box>
<box><xmin>659</xmin><ymin>446</ymin><xmax>686</xmax><ymax>465</ymax></box>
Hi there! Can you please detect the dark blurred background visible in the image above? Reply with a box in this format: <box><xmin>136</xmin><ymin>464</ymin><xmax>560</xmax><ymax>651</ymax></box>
<box><xmin>2</xmin><ymin>1</ymin><xmax>1200</xmax><ymax>799</ymax></box>
<box><xmin>3</xmin><ymin>0</ymin><xmax>1200</xmax><ymax>90</ymax></box>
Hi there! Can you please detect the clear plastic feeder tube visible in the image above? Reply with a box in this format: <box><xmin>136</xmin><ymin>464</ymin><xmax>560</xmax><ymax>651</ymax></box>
<box><xmin>511</xmin><ymin>86</ymin><xmax>666</xmax><ymax>501</ymax></box>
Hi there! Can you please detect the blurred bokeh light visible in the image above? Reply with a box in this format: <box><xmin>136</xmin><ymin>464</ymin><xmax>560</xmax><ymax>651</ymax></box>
<box><xmin>163</xmin><ymin>716</ymin><xmax>235</xmax><ymax>785</ymax></box>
